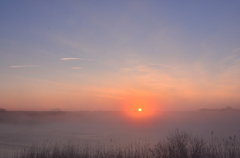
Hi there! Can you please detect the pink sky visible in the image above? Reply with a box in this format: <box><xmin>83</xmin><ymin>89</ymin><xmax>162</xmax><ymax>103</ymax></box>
<box><xmin>1</xmin><ymin>1</ymin><xmax>240</xmax><ymax>111</ymax></box>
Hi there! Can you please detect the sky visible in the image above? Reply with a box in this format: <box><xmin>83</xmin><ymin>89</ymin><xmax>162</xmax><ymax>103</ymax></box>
<box><xmin>0</xmin><ymin>0</ymin><xmax>240</xmax><ymax>111</ymax></box>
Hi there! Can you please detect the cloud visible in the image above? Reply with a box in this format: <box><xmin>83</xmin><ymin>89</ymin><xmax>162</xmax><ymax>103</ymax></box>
<box><xmin>71</xmin><ymin>67</ymin><xmax>82</xmax><ymax>70</ymax></box>
<box><xmin>60</xmin><ymin>58</ymin><xmax>94</xmax><ymax>61</ymax></box>
<box><xmin>149</xmin><ymin>63</ymin><xmax>171</xmax><ymax>68</ymax></box>
<box><xmin>60</xmin><ymin>58</ymin><xmax>80</xmax><ymax>60</ymax></box>
<box><xmin>10</xmin><ymin>65</ymin><xmax>38</xmax><ymax>68</ymax></box>
<box><xmin>119</xmin><ymin>65</ymin><xmax>150</xmax><ymax>73</ymax></box>
<box><xmin>233</xmin><ymin>47</ymin><xmax>240</xmax><ymax>52</ymax></box>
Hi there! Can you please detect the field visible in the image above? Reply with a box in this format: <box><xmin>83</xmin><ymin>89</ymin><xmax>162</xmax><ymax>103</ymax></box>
<box><xmin>0</xmin><ymin>110</ymin><xmax>240</xmax><ymax>157</ymax></box>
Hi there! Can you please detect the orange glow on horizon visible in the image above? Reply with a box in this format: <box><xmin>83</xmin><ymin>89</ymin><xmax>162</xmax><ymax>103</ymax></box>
<box><xmin>122</xmin><ymin>95</ymin><xmax>160</xmax><ymax>119</ymax></box>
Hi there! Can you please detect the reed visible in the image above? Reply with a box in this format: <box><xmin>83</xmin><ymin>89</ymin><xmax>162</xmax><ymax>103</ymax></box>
<box><xmin>14</xmin><ymin>130</ymin><xmax>240</xmax><ymax>158</ymax></box>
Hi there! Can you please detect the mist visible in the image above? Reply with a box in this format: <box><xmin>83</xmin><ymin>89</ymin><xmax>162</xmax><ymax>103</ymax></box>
<box><xmin>1</xmin><ymin>109</ymin><xmax>240</xmax><ymax>157</ymax></box>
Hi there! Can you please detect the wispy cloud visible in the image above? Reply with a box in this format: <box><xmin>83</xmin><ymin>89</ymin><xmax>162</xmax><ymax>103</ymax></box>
<box><xmin>149</xmin><ymin>63</ymin><xmax>171</xmax><ymax>68</ymax></box>
<box><xmin>71</xmin><ymin>67</ymin><xmax>82</xmax><ymax>70</ymax></box>
<box><xmin>120</xmin><ymin>65</ymin><xmax>150</xmax><ymax>73</ymax></box>
<box><xmin>60</xmin><ymin>58</ymin><xmax>80</xmax><ymax>60</ymax></box>
<box><xmin>60</xmin><ymin>58</ymin><xmax>94</xmax><ymax>61</ymax></box>
<box><xmin>10</xmin><ymin>65</ymin><xmax>38</xmax><ymax>68</ymax></box>
<box><xmin>233</xmin><ymin>47</ymin><xmax>240</xmax><ymax>52</ymax></box>
<box><xmin>119</xmin><ymin>68</ymin><xmax>133</xmax><ymax>72</ymax></box>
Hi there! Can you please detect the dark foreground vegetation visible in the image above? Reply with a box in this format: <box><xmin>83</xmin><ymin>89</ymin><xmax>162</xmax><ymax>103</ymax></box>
<box><xmin>14</xmin><ymin>130</ymin><xmax>240</xmax><ymax>158</ymax></box>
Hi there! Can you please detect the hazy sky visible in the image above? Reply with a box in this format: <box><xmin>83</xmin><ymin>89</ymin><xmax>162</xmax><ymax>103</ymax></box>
<box><xmin>1</xmin><ymin>0</ymin><xmax>240</xmax><ymax>111</ymax></box>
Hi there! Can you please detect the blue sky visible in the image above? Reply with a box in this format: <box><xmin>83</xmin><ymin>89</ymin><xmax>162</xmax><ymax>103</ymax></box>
<box><xmin>1</xmin><ymin>0</ymin><xmax>240</xmax><ymax>111</ymax></box>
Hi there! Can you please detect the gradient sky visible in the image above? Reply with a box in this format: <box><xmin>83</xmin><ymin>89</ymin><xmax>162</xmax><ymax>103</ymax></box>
<box><xmin>1</xmin><ymin>0</ymin><xmax>240</xmax><ymax>111</ymax></box>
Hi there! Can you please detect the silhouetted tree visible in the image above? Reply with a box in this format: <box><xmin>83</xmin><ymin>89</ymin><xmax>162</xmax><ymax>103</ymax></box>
<box><xmin>0</xmin><ymin>108</ymin><xmax>6</xmax><ymax>112</ymax></box>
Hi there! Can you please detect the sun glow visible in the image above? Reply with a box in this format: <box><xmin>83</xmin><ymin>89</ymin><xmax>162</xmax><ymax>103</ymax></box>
<box><xmin>122</xmin><ymin>95</ymin><xmax>159</xmax><ymax>119</ymax></box>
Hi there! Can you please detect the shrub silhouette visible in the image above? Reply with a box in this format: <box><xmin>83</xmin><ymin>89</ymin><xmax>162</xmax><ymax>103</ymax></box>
<box><xmin>14</xmin><ymin>130</ymin><xmax>240</xmax><ymax>158</ymax></box>
<box><xmin>151</xmin><ymin>130</ymin><xmax>206</xmax><ymax>158</ymax></box>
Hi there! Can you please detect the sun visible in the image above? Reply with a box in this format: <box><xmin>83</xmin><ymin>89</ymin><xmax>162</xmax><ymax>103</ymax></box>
<box><xmin>138</xmin><ymin>108</ymin><xmax>142</xmax><ymax>112</ymax></box>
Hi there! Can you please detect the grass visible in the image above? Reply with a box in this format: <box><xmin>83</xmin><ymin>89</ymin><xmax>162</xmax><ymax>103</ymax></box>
<box><xmin>14</xmin><ymin>130</ymin><xmax>240</xmax><ymax>158</ymax></box>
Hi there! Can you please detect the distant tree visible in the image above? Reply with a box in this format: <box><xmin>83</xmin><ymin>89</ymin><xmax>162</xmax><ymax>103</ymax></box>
<box><xmin>224</xmin><ymin>106</ymin><xmax>233</xmax><ymax>110</ymax></box>
<box><xmin>50</xmin><ymin>108</ymin><xmax>61</xmax><ymax>112</ymax></box>
<box><xmin>0</xmin><ymin>108</ymin><xmax>6</xmax><ymax>112</ymax></box>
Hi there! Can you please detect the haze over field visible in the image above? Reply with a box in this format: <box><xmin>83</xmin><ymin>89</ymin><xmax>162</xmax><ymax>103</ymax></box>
<box><xmin>1</xmin><ymin>0</ymin><xmax>240</xmax><ymax>111</ymax></box>
<box><xmin>1</xmin><ymin>1</ymin><xmax>240</xmax><ymax>157</ymax></box>
<box><xmin>0</xmin><ymin>110</ymin><xmax>240</xmax><ymax>157</ymax></box>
